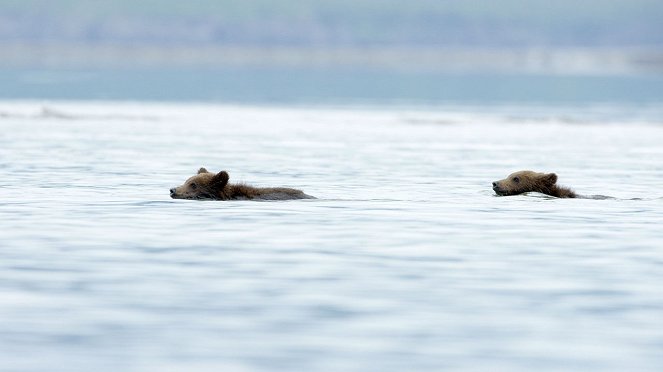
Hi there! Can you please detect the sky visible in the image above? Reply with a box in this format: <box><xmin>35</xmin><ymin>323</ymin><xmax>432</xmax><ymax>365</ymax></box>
<box><xmin>1</xmin><ymin>0</ymin><xmax>662</xmax><ymax>47</ymax></box>
<box><xmin>1</xmin><ymin>0</ymin><xmax>662</xmax><ymax>72</ymax></box>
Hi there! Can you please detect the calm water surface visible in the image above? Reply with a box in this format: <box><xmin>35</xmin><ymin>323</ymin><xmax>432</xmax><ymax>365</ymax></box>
<box><xmin>1</xmin><ymin>101</ymin><xmax>663</xmax><ymax>371</ymax></box>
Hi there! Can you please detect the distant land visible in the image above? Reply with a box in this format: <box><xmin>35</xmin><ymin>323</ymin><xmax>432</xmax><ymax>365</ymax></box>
<box><xmin>1</xmin><ymin>0</ymin><xmax>662</xmax><ymax>73</ymax></box>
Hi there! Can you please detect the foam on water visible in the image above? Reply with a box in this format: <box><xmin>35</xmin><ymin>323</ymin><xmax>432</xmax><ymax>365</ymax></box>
<box><xmin>1</xmin><ymin>101</ymin><xmax>663</xmax><ymax>371</ymax></box>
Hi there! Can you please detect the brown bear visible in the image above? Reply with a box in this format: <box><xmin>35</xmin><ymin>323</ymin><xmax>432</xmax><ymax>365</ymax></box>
<box><xmin>492</xmin><ymin>170</ymin><xmax>576</xmax><ymax>198</ymax></box>
<box><xmin>170</xmin><ymin>168</ymin><xmax>315</xmax><ymax>200</ymax></box>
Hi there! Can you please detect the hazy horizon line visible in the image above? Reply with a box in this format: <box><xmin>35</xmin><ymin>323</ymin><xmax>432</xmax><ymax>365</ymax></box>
<box><xmin>2</xmin><ymin>43</ymin><xmax>663</xmax><ymax>75</ymax></box>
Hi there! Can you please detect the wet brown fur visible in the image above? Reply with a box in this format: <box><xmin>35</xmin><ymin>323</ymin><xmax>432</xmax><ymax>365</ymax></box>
<box><xmin>170</xmin><ymin>168</ymin><xmax>315</xmax><ymax>200</ymax></box>
<box><xmin>492</xmin><ymin>170</ymin><xmax>576</xmax><ymax>198</ymax></box>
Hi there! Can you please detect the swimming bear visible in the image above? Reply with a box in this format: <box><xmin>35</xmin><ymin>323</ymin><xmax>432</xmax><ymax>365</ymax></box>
<box><xmin>170</xmin><ymin>168</ymin><xmax>315</xmax><ymax>200</ymax></box>
<box><xmin>492</xmin><ymin>170</ymin><xmax>576</xmax><ymax>198</ymax></box>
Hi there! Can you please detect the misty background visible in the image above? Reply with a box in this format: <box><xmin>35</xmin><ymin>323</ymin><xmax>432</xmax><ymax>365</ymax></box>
<box><xmin>1</xmin><ymin>0</ymin><xmax>663</xmax><ymax>73</ymax></box>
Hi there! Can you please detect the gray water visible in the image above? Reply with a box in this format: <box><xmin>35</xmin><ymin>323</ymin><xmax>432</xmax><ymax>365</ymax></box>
<box><xmin>3</xmin><ymin>68</ymin><xmax>663</xmax><ymax>105</ymax></box>
<box><xmin>1</xmin><ymin>101</ymin><xmax>663</xmax><ymax>371</ymax></box>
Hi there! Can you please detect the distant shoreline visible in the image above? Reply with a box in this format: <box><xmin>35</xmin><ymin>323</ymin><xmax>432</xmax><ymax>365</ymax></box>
<box><xmin>2</xmin><ymin>43</ymin><xmax>663</xmax><ymax>75</ymax></box>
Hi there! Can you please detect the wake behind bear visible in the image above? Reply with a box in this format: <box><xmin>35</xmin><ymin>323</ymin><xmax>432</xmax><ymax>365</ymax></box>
<box><xmin>170</xmin><ymin>168</ymin><xmax>315</xmax><ymax>200</ymax></box>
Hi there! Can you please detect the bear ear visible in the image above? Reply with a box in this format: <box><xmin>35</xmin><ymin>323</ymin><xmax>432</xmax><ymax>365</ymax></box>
<box><xmin>210</xmin><ymin>171</ymin><xmax>229</xmax><ymax>190</ymax></box>
<box><xmin>543</xmin><ymin>173</ymin><xmax>558</xmax><ymax>185</ymax></box>
<box><xmin>198</xmin><ymin>167</ymin><xmax>209</xmax><ymax>174</ymax></box>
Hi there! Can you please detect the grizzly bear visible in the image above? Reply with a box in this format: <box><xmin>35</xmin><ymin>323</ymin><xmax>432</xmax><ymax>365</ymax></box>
<box><xmin>170</xmin><ymin>168</ymin><xmax>315</xmax><ymax>200</ymax></box>
<box><xmin>492</xmin><ymin>170</ymin><xmax>576</xmax><ymax>198</ymax></box>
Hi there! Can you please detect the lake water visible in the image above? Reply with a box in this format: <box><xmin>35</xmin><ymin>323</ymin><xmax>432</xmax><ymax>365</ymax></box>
<box><xmin>1</xmin><ymin>76</ymin><xmax>663</xmax><ymax>371</ymax></box>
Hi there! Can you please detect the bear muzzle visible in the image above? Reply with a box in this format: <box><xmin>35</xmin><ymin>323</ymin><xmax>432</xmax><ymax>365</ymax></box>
<box><xmin>492</xmin><ymin>181</ymin><xmax>508</xmax><ymax>196</ymax></box>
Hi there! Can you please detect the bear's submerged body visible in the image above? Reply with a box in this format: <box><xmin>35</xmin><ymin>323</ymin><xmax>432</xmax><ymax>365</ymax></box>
<box><xmin>220</xmin><ymin>185</ymin><xmax>314</xmax><ymax>201</ymax></box>
<box><xmin>170</xmin><ymin>168</ymin><xmax>315</xmax><ymax>201</ymax></box>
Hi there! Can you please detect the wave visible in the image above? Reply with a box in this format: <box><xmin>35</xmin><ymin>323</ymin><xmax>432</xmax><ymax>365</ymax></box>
<box><xmin>0</xmin><ymin>105</ymin><xmax>160</xmax><ymax>121</ymax></box>
<box><xmin>2</xmin><ymin>102</ymin><xmax>662</xmax><ymax>126</ymax></box>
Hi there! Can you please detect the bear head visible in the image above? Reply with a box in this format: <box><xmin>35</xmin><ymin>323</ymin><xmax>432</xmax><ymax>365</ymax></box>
<box><xmin>170</xmin><ymin>168</ymin><xmax>229</xmax><ymax>200</ymax></box>
<box><xmin>492</xmin><ymin>170</ymin><xmax>558</xmax><ymax>196</ymax></box>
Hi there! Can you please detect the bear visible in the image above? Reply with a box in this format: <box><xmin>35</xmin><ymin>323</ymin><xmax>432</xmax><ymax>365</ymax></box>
<box><xmin>170</xmin><ymin>168</ymin><xmax>315</xmax><ymax>201</ymax></box>
<box><xmin>492</xmin><ymin>170</ymin><xmax>576</xmax><ymax>198</ymax></box>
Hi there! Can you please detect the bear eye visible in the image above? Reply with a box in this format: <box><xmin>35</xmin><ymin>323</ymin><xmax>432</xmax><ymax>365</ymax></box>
<box><xmin>190</xmin><ymin>183</ymin><xmax>197</xmax><ymax>189</ymax></box>
<box><xmin>513</xmin><ymin>177</ymin><xmax>520</xmax><ymax>183</ymax></box>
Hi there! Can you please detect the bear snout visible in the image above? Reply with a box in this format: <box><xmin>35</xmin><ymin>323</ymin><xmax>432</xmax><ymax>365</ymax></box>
<box><xmin>492</xmin><ymin>181</ymin><xmax>506</xmax><ymax>195</ymax></box>
<box><xmin>170</xmin><ymin>187</ymin><xmax>177</xmax><ymax>197</ymax></box>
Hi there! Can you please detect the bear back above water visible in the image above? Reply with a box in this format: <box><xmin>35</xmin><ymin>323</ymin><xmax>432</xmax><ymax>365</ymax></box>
<box><xmin>492</xmin><ymin>170</ymin><xmax>576</xmax><ymax>198</ymax></box>
<box><xmin>170</xmin><ymin>168</ymin><xmax>315</xmax><ymax>201</ymax></box>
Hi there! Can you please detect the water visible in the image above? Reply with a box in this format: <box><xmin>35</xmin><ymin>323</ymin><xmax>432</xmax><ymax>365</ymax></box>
<box><xmin>1</xmin><ymin>100</ymin><xmax>663</xmax><ymax>371</ymax></box>
<box><xmin>3</xmin><ymin>68</ymin><xmax>663</xmax><ymax>105</ymax></box>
